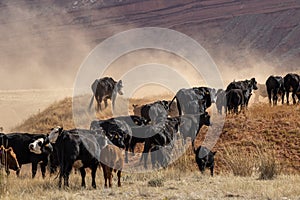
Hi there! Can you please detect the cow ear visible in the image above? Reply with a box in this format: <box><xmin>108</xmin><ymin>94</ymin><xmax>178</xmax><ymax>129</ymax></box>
<box><xmin>213</xmin><ymin>151</ymin><xmax>217</xmax><ymax>155</ymax></box>
<box><xmin>59</xmin><ymin>127</ymin><xmax>63</xmax><ymax>133</ymax></box>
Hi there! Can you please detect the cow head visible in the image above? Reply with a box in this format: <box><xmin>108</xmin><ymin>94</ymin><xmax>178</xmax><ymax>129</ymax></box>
<box><xmin>200</xmin><ymin>112</ymin><xmax>211</xmax><ymax>126</ymax></box>
<box><xmin>48</xmin><ymin>126</ymin><xmax>63</xmax><ymax>143</ymax></box>
<box><xmin>107</xmin><ymin>132</ymin><xmax>125</xmax><ymax>149</ymax></box>
<box><xmin>116</xmin><ymin>80</ymin><xmax>124</xmax><ymax>95</ymax></box>
<box><xmin>0</xmin><ymin>145</ymin><xmax>20</xmax><ymax>172</ymax></box>
<box><xmin>250</xmin><ymin>78</ymin><xmax>258</xmax><ymax>90</ymax></box>
<box><xmin>29</xmin><ymin>137</ymin><xmax>53</xmax><ymax>154</ymax></box>
<box><xmin>209</xmin><ymin>88</ymin><xmax>217</xmax><ymax>103</ymax></box>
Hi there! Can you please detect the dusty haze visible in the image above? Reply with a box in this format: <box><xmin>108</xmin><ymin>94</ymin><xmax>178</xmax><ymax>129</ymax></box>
<box><xmin>0</xmin><ymin>0</ymin><xmax>299</xmax><ymax>130</ymax></box>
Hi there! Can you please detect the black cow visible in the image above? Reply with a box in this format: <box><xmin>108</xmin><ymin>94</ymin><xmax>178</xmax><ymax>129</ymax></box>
<box><xmin>150</xmin><ymin>144</ymin><xmax>172</xmax><ymax>169</ymax></box>
<box><xmin>140</xmin><ymin>100</ymin><xmax>169</xmax><ymax>123</ymax></box>
<box><xmin>46</xmin><ymin>127</ymin><xmax>109</xmax><ymax>188</ymax></box>
<box><xmin>140</xmin><ymin>118</ymin><xmax>179</xmax><ymax>169</ymax></box>
<box><xmin>193</xmin><ymin>87</ymin><xmax>216</xmax><ymax>107</ymax></box>
<box><xmin>215</xmin><ymin>89</ymin><xmax>226</xmax><ymax>115</ymax></box>
<box><xmin>89</xmin><ymin>77</ymin><xmax>123</xmax><ymax>111</ymax></box>
<box><xmin>90</xmin><ymin>115</ymin><xmax>147</xmax><ymax>163</ymax></box>
<box><xmin>226</xmin><ymin>89</ymin><xmax>246</xmax><ymax>114</ymax></box>
<box><xmin>226</xmin><ymin>78</ymin><xmax>258</xmax><ymax>107</ymax></box>
<box><xmin>179</xmin><ymin>112</ymin><xmax>211</xmax><ymax>148</ymax></box>
<box><xmin>194</xmin><ymin>146</ymin><xmax>216</xmax><ymax>176</ymax></box>
<box><xmin>169</xmin><ymin>87</ymin><xmax>212</xmax><ymax>116</ymax></box>
<box><xmin>226</xmin><ymin>78</ymin><xmax>258</xmax><ymax>92</ymax></box>
<box><xmin>0</xmin><ymin>133</ymin><xmax>51</xmax><ymax>178</ymax></box>
<box><xmin>284</xmin><ymin>73</ymin><xmax>300</xmax><ymax>104</ymax></box>
<box><xmin>266</xmin><ymin>75</ymin><xmax>285</xmax><ymax>106</ymax></box>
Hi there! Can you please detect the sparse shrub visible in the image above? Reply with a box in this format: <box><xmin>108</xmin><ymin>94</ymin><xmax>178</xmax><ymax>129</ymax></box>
<box><xmin>222</xmin><ymin>146</ymin><xmax>257</xmax><ymax>177</ymax></box>
<box><xmin>257</xmin><ymin>150</ymin><xmax>279</xmax><ymax>180</ymax></box>
<box><xmin>148</xmin><ymin>178</ymin><xmax>164</xmax><ymax>187</ymax></box>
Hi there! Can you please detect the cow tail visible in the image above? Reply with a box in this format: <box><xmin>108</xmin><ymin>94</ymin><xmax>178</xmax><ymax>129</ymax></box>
<box><xmin>169</xmin><ymin>96</ymin><xmax>176</xmax><ymax>108</ymax></box>
<box><xmin>88</xmin><ymin>95</ymin><xmax>95</xmax><ymax>111</ymax></box>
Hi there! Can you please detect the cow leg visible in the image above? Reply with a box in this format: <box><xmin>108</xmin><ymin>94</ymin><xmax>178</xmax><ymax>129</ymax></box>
<box><xmin>58</xmin><ymin>171</ymin><xmax>63</xmax><ymax>189</ymax></box>
<box><xmin>292</xmin><ymin>92</ymin><xmax>297</xmax><ymax>104</ymax></box>
<box><xmin>141</xmin><ymin>140</ymin><xmax>151</xmax><ymax>169</ymax></box>
<box><xmin>130</xmin><ymin>142</ymin><xmax>136</xmax><ymax>156</ymax></box>
<box><xmin>273</xmin><ymin>89</ymin><xmax>279</xmax><ymax>106</ymax></box>
<box><xmin>31</xmin><ymin>162</ymin><xmax>38</xmax><ymax>178</ymax></box>
<box><xmin>108</xmin><ymin>168</ymin><xmax>113</xmax><ymax>188</ymax></box>
<box><xmin>125</xmin><ymin>146</ymin><xmax>129</xmax><ymax>163</ymax></box>
<box><xmin>40</xmin><ymin>162</ymin><xmax>47</xmax><ymax>179</ymax></box>
<box><xmin>104</xmin><ymin>99</ymin><xmax>108</xmax><ymax>109</ymax></box>
<box><xmin>79</xmin><ymin>167</ymin><xmax>86</xmax><ymax>188</ymax></box>
<box><xmin>101</xmin><ymin>164</ymin><xmax>108</xmax><ymax>188</ymax></box>
<box><xmin>286</xmin><ymin>91</ymin><xmax>290</xmax><ymax>105</ymax></box>
<box><xmin>63</xmin><ymin>163</ymin><xmax>73</xmax><ymax>188</ymax></box>
<box><xmin>117</xmin><ymin>170</ymin><xmax>122</xmax><ymax>187</ymax></box>
<box><xmin>111</xmin><ymin>93</ymin><xmax>117</xmax><ymax>109</ymax></box>
<box><xmin>16</xmin><ymin>164</ymin><xmax>21</xmax><ymax>177</ymax></box>
<box><xmin>267</xmin><ymin>89</ymin><xmax>272</xmax><ymax>105</ymax></box>
<box><xmin>281</xmin><ymin>92</ymin><xmax>285</xmax><ymax>105</ymax></box>
<box><xmin>210</xmin><ymin>166</ymin><xmax>214</xmax><ymax>177</ymax></box>
<box><xmin>91</xmin><ymin>165</ymin><xmax>97</xmax><ymax>189</ymax></box>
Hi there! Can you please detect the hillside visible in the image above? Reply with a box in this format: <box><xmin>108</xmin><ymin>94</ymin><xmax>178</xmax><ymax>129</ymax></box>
<box><xmin>13</xmin><ymin>96</ymin><xmax>300</xmax><ymax>174</ymax></box>
<box><xmin>1</xmin><ymin>0</ymin><xmax>300</xmax><ymax>90</ymax></box>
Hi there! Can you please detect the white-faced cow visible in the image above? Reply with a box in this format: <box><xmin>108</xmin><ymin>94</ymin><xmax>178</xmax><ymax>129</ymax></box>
<box><xmin>0</xmin><ymin>133</ymin><xmax>51</xmax><ymax>178</ymax></box>
<box><xmin>89</xmin><ymin>77</ymin><xmax>123</xmax><ymax>111</ymax></box>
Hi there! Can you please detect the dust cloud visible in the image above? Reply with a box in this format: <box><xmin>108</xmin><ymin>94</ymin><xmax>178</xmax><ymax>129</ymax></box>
<box><xmin>0</xmin><ymin>1</ymin><xmax>90</xmax><ymax>90</ymax></box>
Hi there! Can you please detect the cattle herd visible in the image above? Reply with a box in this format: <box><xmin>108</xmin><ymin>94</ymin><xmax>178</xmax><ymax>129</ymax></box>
<box><xmin>0</xmin><ymin>72</ymin><xmax>299</xmax><ymax>189</ymax></box>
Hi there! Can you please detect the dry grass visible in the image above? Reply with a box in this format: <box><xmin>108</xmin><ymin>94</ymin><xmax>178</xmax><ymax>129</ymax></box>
<box><xmin>3</xmin><ymin>96</ymin><xmax>300</xmax><ymax>199</ymax></box>
<box><xmin>1</xmin><ymin>168</ymin><xmax>300</xmax><ymax>200</ymax></box>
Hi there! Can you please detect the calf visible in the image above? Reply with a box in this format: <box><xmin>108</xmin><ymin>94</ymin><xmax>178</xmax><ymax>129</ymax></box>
<box><xmin>100</xmin><ymin>144</ymin><xmax>123</xmax><ymax>188</ymax></box>
<box><xmin>0</xmin><ymin>145</ymin><xmax>20</xmax><ymax>175</ymax></box>
<box><xmin>194</xmin><ymin>146</ymin><xmax>216</xmax><ymax>176</ymax></box>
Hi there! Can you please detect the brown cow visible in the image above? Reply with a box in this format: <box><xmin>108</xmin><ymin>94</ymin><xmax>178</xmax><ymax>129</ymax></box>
<box><xmin>100</xmin><ymin>144</ymin><xmax>123</xmax><ymax>188</ymax></box>
<box><xmin>0</xmin><ymin>145</ymin><xmax>20</xmax><ymax>175</ymax></box>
